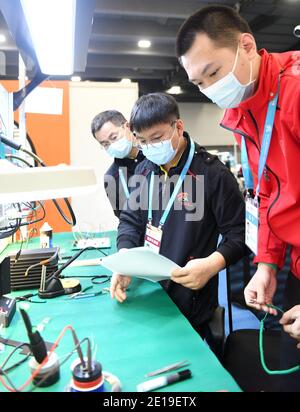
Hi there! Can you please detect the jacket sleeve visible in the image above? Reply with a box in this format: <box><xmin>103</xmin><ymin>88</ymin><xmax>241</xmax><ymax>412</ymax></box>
<box><xmin>254</xmin><ymin>188</ymin><xmax>287</xmax><ymax>268</ymax></box>
<box><xmin>117</xmin><ymin>178</ymin><xmax>146</xmax><ymax>251</ymax></box>
<box><xmin>208</xmin><ymin>162</ymin><xmax>247</xmax><ymax>266</ymax></box>
<box><xmin>104</xmin><ymin>164</ymin><xmax>121</xmax><ymax>219</ymax></box>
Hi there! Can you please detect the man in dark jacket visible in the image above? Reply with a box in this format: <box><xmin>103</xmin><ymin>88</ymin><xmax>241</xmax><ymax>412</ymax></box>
<box><xmin>91</xmin><ymin>110</ymin><xmax>144</xmax><ymax>218</ymax></box>
<box><xmin>176</xmin><ymin>4</ymin><xmax>300</xmax><ymax>390</ymax></box>
<box><xmin>110</xmin><ymin>93</ymin><xmax>246</xmax><ymax>345</ymax></box>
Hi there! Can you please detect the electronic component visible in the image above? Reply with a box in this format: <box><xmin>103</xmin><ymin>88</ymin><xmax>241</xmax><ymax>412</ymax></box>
<box><xmin>9</xmin><ymin>247</ymin><xmax>59</xmax><ymax>290</ymax></box>
<box><xmin>73</xmin><ymin>237</ymin><xmax>111</xmax><ymax>250</ymax></box>
<box><xmin>20</xmin><ymin>308</ymin><xmax>60</xmax><ymax>387</ymax></box>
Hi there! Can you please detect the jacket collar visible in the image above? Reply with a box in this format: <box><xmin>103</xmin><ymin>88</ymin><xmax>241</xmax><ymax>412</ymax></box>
<box><xmin>221</xmin><ymin>49</ymin><xmax>284</xmax><ymax>127</ymax></box>
<box><xmin>238</xmin><ymin>49</ymin><xmax>283</xmax><ymax>111</ymax></box>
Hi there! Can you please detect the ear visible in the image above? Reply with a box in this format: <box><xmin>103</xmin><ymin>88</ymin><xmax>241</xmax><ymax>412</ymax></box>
<box><xmin>176</xmin><ymin>119</ymin><xmax>185</xmax><ymax>134</ymax></box>
<box><xmin>240</xmin><ymin>33</ymin><xmax>258</xmax><ymax>60</ymax></box>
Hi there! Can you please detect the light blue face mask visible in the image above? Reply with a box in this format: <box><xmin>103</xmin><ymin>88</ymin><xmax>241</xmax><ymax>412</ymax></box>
<box><xmin>200</xmin><ymin>46</ymin><xmax>255</xmax><ymax>109</ymax></box>
<box><xmin>106</xmin><ymin>136</ymin><xmax>133</xmax><ymax>159</ymax></box>
<box><xmin>141</xmin><ymin>125</ymin><xmax>177</xmax><ymax>166</ymax></box>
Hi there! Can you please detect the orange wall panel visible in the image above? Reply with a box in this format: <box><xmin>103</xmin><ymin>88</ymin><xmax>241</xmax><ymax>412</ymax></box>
<box><xmin>1</xmin><ymin>80</ymin><xmax>71</xmax><ymax>233</ymax></box>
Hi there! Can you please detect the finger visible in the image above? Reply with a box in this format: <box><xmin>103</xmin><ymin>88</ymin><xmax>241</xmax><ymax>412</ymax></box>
<box><xmin>244</xmin><ymin>288</ymin><xmax>257</xmax><ymax>305</ymax></box>
<box><xmin>171</xmin><ymin>274</ymin><xmax>191</xmax><ymax>285</ymax></box>
<box><xmin>171</xmin><ymin>267</ymin><xmax>188</xmax><ymax>278</ymax></box>
<box><xmin>110</xmin><ymin>276</ymin><xmax>119</xmax><ymax>299</ymax></box>
<box><xmin>279</xmin><ymin>313</ymin><xmax>292</xmax><ymax>325</ymax></box>
<box><xmin>283</xmin><ymin>324</ymin><xmax>293</xmax><ymax>334</ymax></box>
<box><xmin>256</xmin><ymin>284</ymin><xmax>266</xmax><ymax>306</ymax></box>
<box><xmin>261</xmin><ymin>304</ymin><xmax>277</xmax><ymax>315</ymax></box>
<box><xmin>297</xmin><ymin>342</ymin><xmax>300</xmax><ymax>350</ymax></box>
<box><xmin>114</xmin><ymin>285</ymin><xmax>127</xmax><ymax>303</ymax></box>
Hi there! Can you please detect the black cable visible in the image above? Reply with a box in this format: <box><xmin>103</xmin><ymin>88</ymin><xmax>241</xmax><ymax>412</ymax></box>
<box><xmin>0</xmin><ymin>367</ymin><xmax>20</xmax><ymax>392</ymax></box>
<box><xmin>91</xmin><ymin>275</ymin><xmax>110</xmax><ymax>285</ymax></box>
<box><xmin>2</xmin><ymin>354</ymin><xmax>30</xmax><ymax>374</ymax></box>
<box><xmin>5</xmin><ymin>144</ymin><xmax>76</xmax><ymax>226</ymax></box>
<box><xmin>21</xmin><ymin>148</ymin><xmax>76</xmax><ymax>226</ymax></box>
<box><xmin>0</xmin><ymin>201</ymin><xmax>46</xmax><ymax>229</ymax></box>
<box><xmin>29</xmin><ymin>337</ymin><xmax>91</xmax><ymax>392</ymax></box>
<box><xmin>53</xmin><ymin>247</ymin><xmax>105</xmax><ymax>279</ymax></box>
<box><xmin>0</xmin><ymin>218</ymin><xmax>21</xmax><ymax>239</ymax></box>
<box><xmin>5</xmin><ymin>154</ymin><xmax>32</xmax><ymax>168</ymax></box>
<box><xmin>0</xmin><ymin>343</ymin><xmax>31</xmax><ymax>372</ymax></box>
<box><xmin>19</xmin><ymin>201</ymin><xmax>46</xmax><ymax>227</ymax></box>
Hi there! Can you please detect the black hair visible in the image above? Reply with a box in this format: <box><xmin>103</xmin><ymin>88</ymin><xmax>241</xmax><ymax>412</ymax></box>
<box><xmin>130</xmin><ymin>93</ymin><xmax>180</xmax><ymax>133</ymax></box>
<box><xmin>91</xmin><ymin>110</ymin><xmax>126</xmax><ymax>138</ymax></box>
<box><xmin>176</xmin><ymin>4</ymin><xmax>252</xmax><ymax>58</ymax></box>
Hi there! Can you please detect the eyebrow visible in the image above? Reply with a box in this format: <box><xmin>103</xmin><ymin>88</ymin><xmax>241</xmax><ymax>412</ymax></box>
<box><xmin>107</xmin><ymin>131</ymin><xmax>118</xmax><ymax>139</ymax></box>
<box><xmin>189</xmin><ymin>62</ymin><xmax>215</xmax><ymax>83</ymax></box>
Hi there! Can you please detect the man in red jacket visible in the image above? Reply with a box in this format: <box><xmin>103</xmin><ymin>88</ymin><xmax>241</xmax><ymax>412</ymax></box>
<box><xmin>176</xmin><ymin>4</ymin><xmax>300</xmax><ymax>391</ymax></box>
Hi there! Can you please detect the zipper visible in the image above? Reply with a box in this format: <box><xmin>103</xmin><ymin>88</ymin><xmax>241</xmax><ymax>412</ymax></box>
<box><xmin>246</xmin><ymin>111</ymin><xmax>281</xmax><ymax>231</ymax></box>
<box><xmin>248</xmin><ymin>110</ymin><xmax>261</xmax><ymax>148</ymax></box>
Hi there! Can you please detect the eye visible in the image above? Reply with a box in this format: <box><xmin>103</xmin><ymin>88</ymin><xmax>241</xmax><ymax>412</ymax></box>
<box><xmin>210</xmin><ymin>69</ymin><xmax>219</xmax><ymax>78</ymax></box>
<box><xmin>152</xmin><ymin>137</ymin><xmax>161</xmax><ymax>143</ymax></box>
<box><xmin>110</xmin><ymin>135</ymin><xmax>118</xmax><ymax>141</ymax></box>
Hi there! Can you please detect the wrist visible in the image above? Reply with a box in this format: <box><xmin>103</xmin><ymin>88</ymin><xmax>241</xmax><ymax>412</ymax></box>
<box><xmin>258</xmin><ymin>262</ymin><xmax>278</xmax><ymax>274</ymax></box>
<box><xmin>206</xmin><ymin>252</ymin><xmax>226</xmax><ymax>275</ymax></box>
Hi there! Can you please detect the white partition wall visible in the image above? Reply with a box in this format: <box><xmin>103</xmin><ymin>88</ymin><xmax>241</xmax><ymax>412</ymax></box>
<box><xmin>69</xmin><ymin>82</ymin><xmax>139</xmax><ymax>231</ymax></box>
<box><xmin>178</xmin><ymin>102</ymin><xmax>235</xmax><ymax>146</ymax></box>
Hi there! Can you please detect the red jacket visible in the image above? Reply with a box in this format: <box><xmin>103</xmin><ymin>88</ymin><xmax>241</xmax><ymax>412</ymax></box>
<box><xmin>221</xmin><ymin>49</ymin><xmax>300</xmax><ymax>280</ymax></box>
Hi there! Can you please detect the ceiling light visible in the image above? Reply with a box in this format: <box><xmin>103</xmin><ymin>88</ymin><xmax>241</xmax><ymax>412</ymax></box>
<box><xmin>138</xmin><ymin>39</ymin><xmax>151</xmax><ymax>48</ymax></box>
<box><xmin>0</xmin><ymin>34</ymin><xmax>6</xmax><ymax>43</ymax></box>
<box><xmin>20</xmin><ymin>0</ymin><xmax>76</xmax><ymax>75</ymax></box>
<box><xmin>71</xmin><ymin>76</ymin><xmax>81</xmax><ymax>82</ymax></box>
<box><xmin>120</xmin><ymin>78</ymin><xmax>132</xmax><ymax>85</ymax></box>
<box><xmin>166</xmin><ymin>86</ymin><xmax>182</xmax><ymax>95</ymax></box>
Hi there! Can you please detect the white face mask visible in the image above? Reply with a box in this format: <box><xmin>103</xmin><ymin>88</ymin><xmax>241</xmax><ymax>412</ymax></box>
<box><xmin>106</xmin><ymin>136</ymin><xmax>132</xmax><ymax>159</ymax></box>
<box><xmin>200</xmin><ymin>46</ymin><xmax>255</xmax><ymax>109</ymax></box>
<box><xmin>142</xmin><ymin>139</ymin><xmax>176</xmax><ymax>166</ymax></box>
<box><xmin>141</xmin><ymin>124</ymin><xmax>178</xmax><ymax>166</ymax></box>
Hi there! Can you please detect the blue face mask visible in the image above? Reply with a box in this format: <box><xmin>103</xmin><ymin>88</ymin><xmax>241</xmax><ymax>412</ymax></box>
<box><xmin>106</xmin><ymin>136</ymin><xmax>133</xmax><ymax>159</ymax></box>
<box><xmin>141</xmin><ymin>125</ymin><xmax>178</xmax><ymax>166</ymax></box>
<box><xmin>142</xmin><ymin>139</ymin><xmax>176</xmax><ymax>166</ymax></box>
<box><xmin>200</xmin><ymin>46</ymin><xmax>255</xmax><ymax>109</ymax></box>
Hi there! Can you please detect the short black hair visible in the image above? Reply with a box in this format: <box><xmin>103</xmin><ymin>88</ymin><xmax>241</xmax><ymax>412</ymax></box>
<box><xmin>176</xmin><ymin>4</ymin><xmax>252</xmax><ymax>58</ymax></box>
<box><xmin>130</xmin><ymin>93</ymin><xmax>180</xmax><ymax>133</ymax></box>
<box><xmin>91</xmin><ymin>110</ymin><xmax>126</xmax><ymax>138</ymax></box>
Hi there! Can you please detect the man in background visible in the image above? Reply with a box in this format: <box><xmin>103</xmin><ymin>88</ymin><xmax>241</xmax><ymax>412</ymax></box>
<box><xmin>91</xmin><ymin>110</ymin><xmax>144</xmax><ymax>218</ymax></box>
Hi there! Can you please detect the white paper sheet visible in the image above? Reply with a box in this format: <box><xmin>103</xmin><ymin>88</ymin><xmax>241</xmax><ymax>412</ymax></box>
<box><xmin>100</xmin><ymin>247</ymin><xmax>180</xmax><ymax>282</ymax></box>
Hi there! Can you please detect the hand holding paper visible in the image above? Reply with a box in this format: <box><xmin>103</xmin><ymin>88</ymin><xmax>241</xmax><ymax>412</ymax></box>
<box><xmin>101</xmin><ymin>247</ymin><xmax>179</xmax><ymax>282</ymax></box>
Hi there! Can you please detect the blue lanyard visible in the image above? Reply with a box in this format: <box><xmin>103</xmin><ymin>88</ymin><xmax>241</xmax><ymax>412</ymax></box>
<box><xmin>148</xmin><ymin>138</ymin><xmax>195</xmax><ymax>227</ymax></box>
<box><xmin>241</xmin><ymin>86</ymin><xmax>279</xmax><ymax>195</ymax></box>
<box><xmin>119</xmin><ymin>168</ymin><xmax>130</xmax><ymax>199</ymax></box>
<box><xmin>241</xmin><ymin>137</ymin><xmax>254</xmax><ymax>190</ymax></box>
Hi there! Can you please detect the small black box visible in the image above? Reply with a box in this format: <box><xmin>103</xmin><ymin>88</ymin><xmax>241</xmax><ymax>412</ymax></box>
<box><xmin>0</xmin><ymin>257</ymin><xmax>10</xmax><ymax>295</ymax></box>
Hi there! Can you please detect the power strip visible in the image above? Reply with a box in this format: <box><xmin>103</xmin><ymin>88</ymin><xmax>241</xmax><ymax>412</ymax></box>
<box><xmin>73</xmin><ymin>238</ymin><xmax>111</xmax><ymax>250</ymax></box>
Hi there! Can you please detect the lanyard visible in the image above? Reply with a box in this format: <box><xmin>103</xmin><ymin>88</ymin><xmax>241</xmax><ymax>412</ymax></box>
<box><xmin>241</xmin><ymin>83</ymin><xmax>279</xmax><ymax>195</ymax></box>
<box><xmin>119</xmin><ymin>168</ymin><xmax>130</xmax><ymax>200</ymax></box>
<box><xmin>241</xmin><ymin>137</ymin><xmax>254</xmax><ymax>190</ymax></box>
<box><xmin>148</xmin><ymin>138</ymin><xmax>195</xmax><ymax>227</ymax></box>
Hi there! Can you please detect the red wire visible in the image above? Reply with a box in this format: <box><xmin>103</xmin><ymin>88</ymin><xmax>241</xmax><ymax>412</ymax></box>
<box><xmin>0</xmin><ymin>324</ymin><xmax>74</xmax><ymax>392</ymax></box>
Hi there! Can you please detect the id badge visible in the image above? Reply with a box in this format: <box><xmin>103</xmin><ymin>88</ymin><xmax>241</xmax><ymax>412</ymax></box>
<box><xmin>144</xmin><ymin>223</ymin><xmax>163</xmax><ymax>254</ymax></box>
<box><xmin>245</xmin><ymin>197</ymin><xmax>259</xmax><ymax>255</ymax></box>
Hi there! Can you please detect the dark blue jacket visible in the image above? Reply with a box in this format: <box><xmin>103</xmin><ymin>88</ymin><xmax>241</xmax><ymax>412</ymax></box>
<box><xmin>104</xmin><ymin>151</ymin><xmax>145</xmax><ymax>218</ymax></box>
